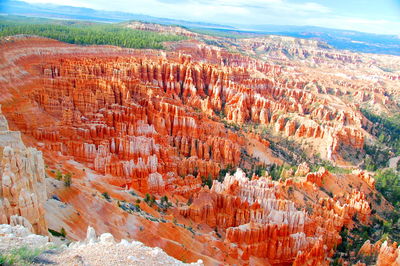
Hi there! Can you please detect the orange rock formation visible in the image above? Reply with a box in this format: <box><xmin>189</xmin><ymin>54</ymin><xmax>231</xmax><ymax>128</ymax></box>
<box><xmin>0</xmin><ymin>36</ymin><xmax>397</xmax><ymax>265</ymax></box>
<box><xmin>0</xmin><ymin>105</ymin><xmax>48</xmax><ymax>235</ymax></box>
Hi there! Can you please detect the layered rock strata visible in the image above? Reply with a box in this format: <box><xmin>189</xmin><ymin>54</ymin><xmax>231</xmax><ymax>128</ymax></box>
<box><xmin>0</xmin><ymin>37</ymin><xmax>372</xmax><ymax>199</ymax></box>
<box><xmin>179</xmin><ymin>168</ymin><xmax>372</xmax><ymax>264</ymax></box>
<box><xmin>0</xmin><ymin>36</ymin><xmax>396</xmax><ymax>265</ymax></box>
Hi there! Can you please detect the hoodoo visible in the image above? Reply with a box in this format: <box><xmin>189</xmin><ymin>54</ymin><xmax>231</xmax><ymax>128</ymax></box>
<box><xmin>0</xmin><ymin>5</ymin><xmax>399</xmax><ymax>264</ymax></box>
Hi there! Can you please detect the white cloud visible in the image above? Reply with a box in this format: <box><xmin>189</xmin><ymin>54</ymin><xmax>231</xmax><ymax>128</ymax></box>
<box><xmin>22</xmin><ymin>0</ymin><xmax>93</xmax><ymax>8</ymax></box>
<box><xmin>300</xmin><ymin>2</ymin><xmax>330</xmax><ymax>13</ymax></box>
<box><xmin>304</xmin><ymin>16</ymin><xmax>400</xmax><ymax>35</ymax></box>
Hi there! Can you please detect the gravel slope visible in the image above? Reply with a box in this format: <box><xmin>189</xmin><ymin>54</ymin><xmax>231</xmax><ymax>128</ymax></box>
<box><xmin>0</xmin><ymin>224</ymin><xmax>203</xmax><ymax>266</ymax></box>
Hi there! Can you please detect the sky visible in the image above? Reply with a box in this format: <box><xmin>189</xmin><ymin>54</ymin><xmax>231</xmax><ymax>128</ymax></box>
<box><xmin>17</xmin><ymin>0</ymin><xmax>400</xmax><ymax>35</ymax></box>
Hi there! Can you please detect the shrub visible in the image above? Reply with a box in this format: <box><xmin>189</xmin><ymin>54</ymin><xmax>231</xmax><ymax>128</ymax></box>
<box><xmin>253</xmin><ymin>164</ymin><xmax>268</xmax><ymax>177</ymax></box>
<box><xmin>310</xmin><ymin>160</ymin><xmax>351</xmax><ymax>174</ymax></box>
<box><xmin>150</xmin><ymin>195</ymin><xmax>156</xmax><ymax>207</ymax></box>
<box><xmin>218</xmin><ymin>164</ymin><xmax>234</xmax><ymax>182</ymax></box>
<box><xmin>144</xmin><ymin>193</ymin><xmax>151</xmax><ymax>203</ymax></box>
<box><xmin>187</xmin><ymin>197</ymin><xmax>193</xmax><ymax>206</ymax></box>
<box><xmin>375</xmin><ymin>193</ymin><xmax>382</xmax><ymax>205</ymax></box>
<box><xmin>360</xmin><ymin>108</ymin><xmax>400</xmax><ymax>153</ymax></box>
<box><xmin>63</xmin><ymin>173</ymin><xmax>72</xmax><ymax>187</ymax></box>
<box><xmin>60</xmin><ymin>227</ymin><xmax>67</xmax><ymax>238</ymax></box>
<box><xmin>214</xmin><ymin>227</ymin><xmax>221</xmax><ymax>238</ymax></box>
<box><xmin>363</xmin><ymin>144</ymin><xmax>390</xmax><ymax>171</ymax></box>
<box><xmin>201</xmin><ymin>175</ymin><xmax>213</xmax><ymax>188</ymax></box>
<box><xmin>144</xmin><ymin>193</ymin><xmax>156</xmax><ymax>207</ymax></box>
<box><xmin>160</xmin><ymin>195</ymin><xmax>172</xmax><ymax>209</ymax></box>
<box><xmin>192</xmin><ymin>167</ymin><xmax>199</xmax><ymax>177</ymax></box>
<box><xmin>55</xmin><ymin>170</ymin><xmax>63</xmax><ymax>180</ymax></box>
<box><xmin>0</xmin><ymin>246</ymin><xmax>44</xmax><ymax>265</ymax></box>
<box><xmin>187</xmin><ymin>226</ymin><xmax>194</xmax><ymax>234</ymax></box>
<box><xmin>48</xmin><ymin>228</ymin><xmax>66</xmax><ymax>238</ymax></box>
<box><xmin>160</xmin><ymin>195</ymin><xmax>168</xmax><ymax>204</ymax></box>
<box><xmin>101</xmin><ymin>192</ymin><xmax>111</xmax><ymax>201</ymax></box>
<box><xmin>268</xmin><ymin>164</ymin><xmax>284</xmax><ymax>180</ymax></box>
<box><xmin>375</xmin><ymin>169</ymin><xmax>400</xmax><ymax>207</ymax></box>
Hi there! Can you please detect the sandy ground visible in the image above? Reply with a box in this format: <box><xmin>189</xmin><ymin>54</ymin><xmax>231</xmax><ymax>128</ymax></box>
<box><xmin>245</xmin><ymin>134</ymin><xmax>282</xmax><ymax>165</ymax></box>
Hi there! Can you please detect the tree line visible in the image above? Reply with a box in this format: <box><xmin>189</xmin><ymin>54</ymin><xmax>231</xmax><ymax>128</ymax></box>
<box><xmin>0</xmin><ymin>21</ymin><xmax>186</xmax><ymax>49</ymax></box>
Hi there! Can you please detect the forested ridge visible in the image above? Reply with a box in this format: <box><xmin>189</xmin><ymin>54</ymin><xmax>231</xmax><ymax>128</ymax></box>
<box><xmin>0</xmin><ymin>19</ymin><xmax>186</xmax><ymax>49</ymax></box>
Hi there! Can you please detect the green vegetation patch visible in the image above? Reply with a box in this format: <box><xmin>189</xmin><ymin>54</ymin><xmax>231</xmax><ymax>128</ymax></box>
<box><xmin>0</xmin><ymin>17</ymin><xmax>186</xmax><ymax>49</ymax></box>
<box><xmin>0</xmin><ymin>246</ymin><xmax>45</xmax><ymax>266</ymax></box>
<box><xmin>363</xmin><ymin>144</ymin><xmax>390</xmax><ymax>171</ymax></box>
<box><xmin>310</xmin><ymin>160</ymin><xmax>352</xmax><ymax>174</ymax></box>
<box><xmin>218</xmin><ymin>164</ymin><xmax>236</xmax><ymax>182</ymax></box>
<box><xmin>375</xmin><ymin>169</ymin><xmax>400</xmax><ymax>209</ymax></box>
<box><xmin>201</xmin><ymin>175</ymin><xmax>213</xmax><ymax>188</ymax></box>
<box><xmin>101</xmin><ymin>192</ymin><xmax>111</xmax><ymax>201</ymax></box>
<box><xmin>361</xmin><ymin>108</ymin><xmax>400</xmax><ymax>154</ymax></box>
<box><xmin>48</xmin><ymin>228</ymin><xmax>67</xmax><ymax>238</ymax></box>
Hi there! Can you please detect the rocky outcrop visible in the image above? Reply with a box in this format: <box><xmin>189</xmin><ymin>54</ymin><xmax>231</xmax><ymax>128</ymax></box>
<box><xmin>359</xmin><ymin>239</ymin><xmax>400</xmax><ymax>266</ymax></box>
<box><xmin>304</xmin><ymin>167</ymin><xmax>328</xmax><ymax>187</ymax></box>
<box><xmin>180</xmin><ymin>164</ymin><xmax>371</xmax><ymax>265</ymax></box>
<box><xmin>0</xmin><ymin>224</ymin><xmax>49</xmax><ymax>253</ymax></box>
<box><xmin>179</xmin><ymin>168</ymin><xmax>371</xmax><ymax>264</ymax></box>
<box><xmin>236</xmin><ymin>35</ymin><xmax>363</xmax><ymax>65</ymax></box>
<box><xmin>354</xmin><ymin>170</ymin><xmax>376</xmax><ymax>188</ymax></box>
<box><xmin>0</xmin><ymin>224</ymin><xmax>204</xmax><ymax>265</ymax></box>
<box><xmin>1</xmin><ymin>38</ymin><xmax>249</xmax><ymax>195</ymax></box>
<box><xmin>376</xmin><ymin>241</ymin><xmax>400</xmax><ymax>266</ymax></box>
<box><xmin>0</xmin><ymin>106</ymin><xmax>48</xmax><ymax>235</ymax></box>
<box><xmin>0</xmin><ymin>36</ymin><xmax>395</xmax><ymax>265</ymax></box>
<box><xmin>295</xmin><ymin>162</ymin><xmax>310</xmax><ymax>176</ymax></box>
<box><xmin>0</xmin><ymin>37</ymin><xmax>371</xmax><ymax>187</ymax></box>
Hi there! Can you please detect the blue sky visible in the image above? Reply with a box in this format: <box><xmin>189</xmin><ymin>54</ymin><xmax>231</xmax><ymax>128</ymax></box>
<box><xmin>21</xmin><ymin>0</ymin><xmax>400</xmax><ymax>35</ymax></box>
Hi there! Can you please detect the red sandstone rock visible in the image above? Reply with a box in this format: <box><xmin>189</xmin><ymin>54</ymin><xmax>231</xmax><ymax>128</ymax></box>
<box><xmin>354</xmin><ymin>170</ymin><xmax>376</xmax><ymax>189</ymax></box>
<box><xmin>179</xmin><ymin>168</ymin><xmax>372</xmax><ymax>264</ymax></box>
<box><xmin>0</xmin><ymin>36</ymin><xmax>395</xmax><ymax>265</ymax></box>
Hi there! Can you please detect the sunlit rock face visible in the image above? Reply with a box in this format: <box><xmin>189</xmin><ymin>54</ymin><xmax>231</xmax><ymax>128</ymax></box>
<box><xmin>0</xmin><ymin>36</ymin><xmax>397</xmax><ymax>265</ymax></box>
<box><xmin>359</xmin><ymin>239</ymin><xmax>400</xmax><ymax>266</ymax></box>
<box><xmin>0</xmin><ymin>105</ymin><xmax>47</xmax><ymax>235</ymax></box>
<box><xmin>1</xmin><ymin>37</ymin><xmax>378</xmax><ymax>179</ymax></box>
<box><xmin>180</xmin><ymin>168</ymin><xmax>372</xmax><ymax>264</ymax></box>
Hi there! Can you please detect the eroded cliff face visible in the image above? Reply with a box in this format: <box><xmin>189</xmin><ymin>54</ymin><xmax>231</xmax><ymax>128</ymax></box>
<box><xmin>0</xmin><ymin>105</ymin><xmax>48</xmax><ymax>235</ymax></box>
<box><xmin>359</xmin><ymin>239</ymin><xmax>400</xmax><ymax>266</ymax></box>
<box><xmin>1</xmin><ymin>37</ymin><xmax>376</xmax><ymax>173</ymax></box>
<box><xmin>0</xmin><ymin>36</ymin><xmax>398</xmax><ymax>265</ymax></box>
<box><xmin>179</xmin><ymin>168</ymin><xmax>373</xmax><ymax>264</ymax></box>
<box><xmin>236</xmin><ymin>36</ymin><xmax>362</xmax><ymax>64</ymax></box>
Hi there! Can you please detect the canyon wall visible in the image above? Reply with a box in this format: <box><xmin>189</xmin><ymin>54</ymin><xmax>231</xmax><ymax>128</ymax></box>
<box><xmin>0</xmin><ymin>36</ymin><xmax>397</xmax><ymax>265</ymax></box>
<box><xmin>180</xmin><ymin>168</ymin><xmax>372</xmax><ymax>264</ymax></box>
<box><xmin>0</xmin><ymin>105</ymin><xmax>48</xmax><ymax>235</ymax></box>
